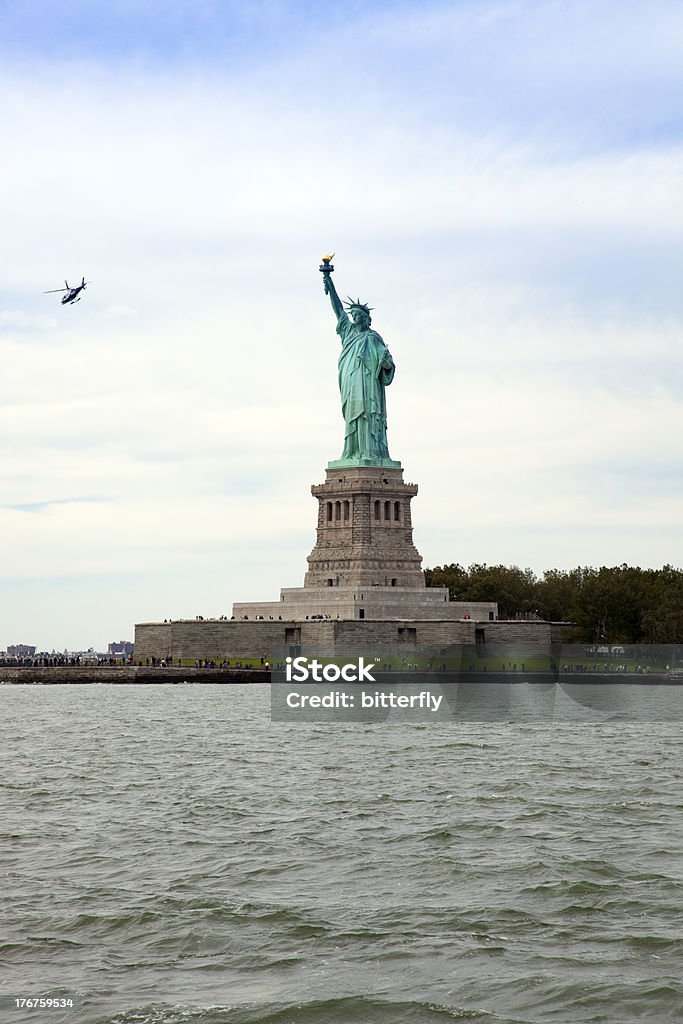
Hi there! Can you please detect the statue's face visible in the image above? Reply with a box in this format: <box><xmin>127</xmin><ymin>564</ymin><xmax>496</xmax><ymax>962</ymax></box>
<box><xmin>351</xmin><ymin>309</ymin><xmax>370</xmax><ymax>329</ymax></box>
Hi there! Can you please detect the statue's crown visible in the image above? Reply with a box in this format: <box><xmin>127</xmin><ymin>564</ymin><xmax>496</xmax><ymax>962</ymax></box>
<box><xmin>345</xmin><ymin>297</ymin><xmax>373</xmax><ymax>316</ymax></box>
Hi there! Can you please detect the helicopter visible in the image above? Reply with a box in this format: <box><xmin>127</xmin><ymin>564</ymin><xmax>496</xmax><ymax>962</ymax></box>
<box><xmin>44</xmin><ymin>277</ymin><xmax>90</xmax><ymax>305</ymax></box>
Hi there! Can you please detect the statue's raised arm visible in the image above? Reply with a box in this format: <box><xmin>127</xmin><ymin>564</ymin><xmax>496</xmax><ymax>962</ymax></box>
<box><xmin>320</xmin><ymin>253</ymin><xmax>345</xmax><ymax>321</ymax></box>
<box><xmin>325</xmin><ymin>273</ymin><xmax>346</xmax><ymax>322</ymax></box>
<box><xmin>318</xmin><ymin>254</ymin><xmax>399</xmax><ymax>469</ymax></box>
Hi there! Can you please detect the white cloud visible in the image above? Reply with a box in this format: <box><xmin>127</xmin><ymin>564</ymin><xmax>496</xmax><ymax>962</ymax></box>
<box><xmin>1</xmin><ymin>4</ymin><xmax>682</xmax><ymax>649</ymax></box>
<box><xmin>1</xmin><ymin>309</ymin><xmax>58</xmax><ymax>330</ymax></box>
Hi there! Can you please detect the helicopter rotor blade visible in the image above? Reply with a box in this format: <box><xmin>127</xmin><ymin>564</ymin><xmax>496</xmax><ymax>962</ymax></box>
<box><xmin>44</xmin><ymin>288</ymin><xmax>68</xmax><ymax>293</ymax></box>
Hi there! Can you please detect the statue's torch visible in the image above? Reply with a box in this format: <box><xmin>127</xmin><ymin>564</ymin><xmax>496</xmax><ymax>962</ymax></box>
<box><xmin>319</xmin><ymin>252</ymin><xmax>335</xmax><ymax>294</ymax></box>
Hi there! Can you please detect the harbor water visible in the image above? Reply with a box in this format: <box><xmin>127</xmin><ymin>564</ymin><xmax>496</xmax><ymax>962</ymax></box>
<box><xmin>2</xmin><ymin>684</ymin><xmax>682</xmax><ymax>1024</ymax></box>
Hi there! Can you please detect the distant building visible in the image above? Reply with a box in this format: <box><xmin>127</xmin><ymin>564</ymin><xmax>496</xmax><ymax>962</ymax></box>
<box><xmin>8</xmin><ymin>644</ymin><xmax>36</xmax><ymax>657</ymax></box>
<box><xmin>108</xmin><ymin>641</ymin><xmax>134</xmax><ymax>657</ymax></box>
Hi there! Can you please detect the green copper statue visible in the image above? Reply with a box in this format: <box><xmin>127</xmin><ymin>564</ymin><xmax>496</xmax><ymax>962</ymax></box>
<box><xmin>320</xmin><ymin>255</ymin><xmax>400</xmax><ymax>468</ymax></box>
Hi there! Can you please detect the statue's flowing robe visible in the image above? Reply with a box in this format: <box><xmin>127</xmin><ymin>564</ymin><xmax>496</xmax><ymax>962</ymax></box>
<box><xmin>336</xmin><ymin>312</ymin><xmax>395</xmax><ymax>460</ymax></box>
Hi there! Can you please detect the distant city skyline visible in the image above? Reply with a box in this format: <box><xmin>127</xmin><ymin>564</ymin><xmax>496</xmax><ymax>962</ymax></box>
<box><xmin>2</xmin><ymin>641</ymin><xmax>133</xmax><ymax>657</ymax></box>
<box><xmin>1</xmin><ymin>0</ymin><xmax>682</xmax><ymax>650</ymax></box>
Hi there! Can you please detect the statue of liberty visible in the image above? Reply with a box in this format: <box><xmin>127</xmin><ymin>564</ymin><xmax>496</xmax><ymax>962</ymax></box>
<box><xmin>320</xmin><ymin>256</ymin><xmax>400</xmax><ymax>468</ymax></box>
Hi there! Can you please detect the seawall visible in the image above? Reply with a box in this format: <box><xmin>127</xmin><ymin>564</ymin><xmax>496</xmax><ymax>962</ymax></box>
<box><xmin>0</xmin><ymin>666</ymin><xmax>271</xmax><ymax>685</ymax></box>
<box><xmin>1</xmin><ymin>667</ymin><xmax>680</xmax><ymax>686</ymax></box>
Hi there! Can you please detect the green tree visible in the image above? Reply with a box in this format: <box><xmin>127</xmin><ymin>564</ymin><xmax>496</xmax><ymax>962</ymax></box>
<box><xmin>536</xmin><ymin>567</ymin><xmax>584</xmax><ymax>623</ymax></box>
<box><xmin>424</xmin><ymin>563</ymin><xmax>468</xmax><ymax>599</ymax></box>
<box><xmin>425</xmin><ymin>561</ymin><xmax>683</xmax><ymax>641</ymax></box>
<box><xmin>548</xmin><ymin>565</ymin><xmax>648</xmax><ymax>643</ymax></box>
<box><xmin>463</xmin><ymin>564</ymin><xmax>539</xmax><ymax>619</ymax></box>
<box><xmin>640</xmin><ymin>564</ymin><xmax>683</xmax><ymax>643</ymax></box>
<box><xmin>425</xmin><ymin>562</ymin><xmax>540</xmax><ymax>619</ymax></box>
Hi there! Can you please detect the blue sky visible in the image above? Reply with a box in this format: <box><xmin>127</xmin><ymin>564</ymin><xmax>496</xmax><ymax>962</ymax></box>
<box><xmin>1</xmin><ymin>0</ymin><xmax>682</xmax><ymax>650</ymax></box>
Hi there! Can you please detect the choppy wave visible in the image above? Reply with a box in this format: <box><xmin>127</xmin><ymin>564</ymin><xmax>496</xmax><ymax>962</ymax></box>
<box><xmin>2</xmin><ymin>686</ymin><xmax>683</xmax><ymax>1024</ymax></box>
<box><xmin>101</xmin><ymin>997</ymin><xmax>491</xmax><ymax>1024</ymax></box>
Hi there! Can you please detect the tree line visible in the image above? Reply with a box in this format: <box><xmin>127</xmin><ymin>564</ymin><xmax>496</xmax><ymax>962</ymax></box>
<box><xmin>424</xmin><ymin>563</ymin><xmax>683</xmax><ymax>643</ymax></box>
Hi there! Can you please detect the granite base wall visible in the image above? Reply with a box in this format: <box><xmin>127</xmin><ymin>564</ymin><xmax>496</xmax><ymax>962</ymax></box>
<box><xmin>134</xmin><ymin>618</ymin><xmax>568</xmax><ymax>661</ymax></box>
<box><xmin>232</xmin><ymin>588</ymin><xmax>497</xmax><ymax>622</ymax></box>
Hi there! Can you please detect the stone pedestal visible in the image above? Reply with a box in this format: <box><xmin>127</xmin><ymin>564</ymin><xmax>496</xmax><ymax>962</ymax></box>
<box><xmin>231</xmin><ymin>462</ymin><xmax>496</xmax><ymax>622</ymax></box>
<box><xmin>304</xmin><ymin>465</ymin><xmax>425</xmax><ymax>589</ymax></box>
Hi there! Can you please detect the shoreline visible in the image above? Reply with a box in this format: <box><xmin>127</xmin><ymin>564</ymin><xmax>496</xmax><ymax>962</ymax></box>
<box><xmin>1</xmin><ymin>666</ymin><xmax>682</xmax><ymax>685</ymax></box>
